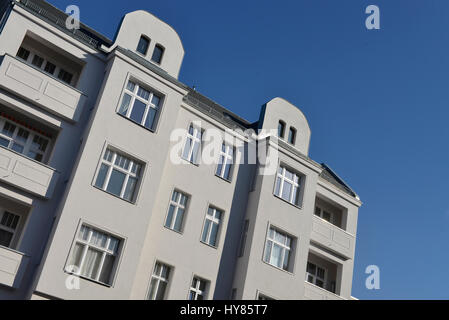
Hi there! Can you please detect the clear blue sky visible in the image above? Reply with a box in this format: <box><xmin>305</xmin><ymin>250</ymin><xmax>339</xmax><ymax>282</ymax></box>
<box><xmin>47</xmin><ymin>0</ymin><xmax>449</xmax><ymax>299</ymax></box>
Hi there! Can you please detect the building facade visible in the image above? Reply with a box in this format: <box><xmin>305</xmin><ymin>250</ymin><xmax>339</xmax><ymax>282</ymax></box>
<box><xmin>0</xmin><ymin>0</ymin><xmax>362</xmax><ymax>300</ymax></box>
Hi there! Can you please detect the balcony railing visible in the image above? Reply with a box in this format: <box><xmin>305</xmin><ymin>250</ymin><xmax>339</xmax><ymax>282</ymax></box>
<box><xmin>0</xmin><ymin>245</ymin><xmax>29</xmax><ymax>289</ymax></box>
<box><xmin>0</xmin><ymin>146</ymin><xmax>59</xmax><ymax>199</ymax></box>
<box><xmin>0</xmin><ymin>54</ymin><xmax>87</xmax><ymax>122</ymax></box>
<box><xmin>304</xmin><ymin>281</ymin><xmax>345</xmax><ymax>300</ymax></box>
<box><xmin>310</xmin><ymin>215</ymin><xmax>355</xmax><ymax>259</ymax></box>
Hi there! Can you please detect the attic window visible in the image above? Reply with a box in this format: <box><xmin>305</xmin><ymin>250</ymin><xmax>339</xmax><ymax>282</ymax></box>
<box><xmin>137</xmin><ymin>36</ymin><xmax>150</xmax><ymax>55</ymax></box>
<box><xmin>151</xmin><ymin>44</ymin><xmax>164</xmax><ymax>64</ymax></box>
<box><xmin>278</xmin><ymin>121</ymin><xmax>286</xmax><ymax>138</ymax></box>
<box><xmin>288</xmin><ymin>127</ymin><xmax>297</xmax><ymax>144</ymax></box>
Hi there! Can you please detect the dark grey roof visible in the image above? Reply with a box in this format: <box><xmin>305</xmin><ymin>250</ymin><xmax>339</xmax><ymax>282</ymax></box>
<box><xmin>319</xmin><ymin>164</ymin><xmax>358</xmax><ymax>198</ymax></box>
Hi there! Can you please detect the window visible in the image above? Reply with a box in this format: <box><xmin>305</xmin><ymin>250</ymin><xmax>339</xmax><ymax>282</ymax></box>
<box><xmin>57</xmin><ymin>68</ymin><xmax>73</xmax><ymax>85</ymax></box>
<box><xmin>278</xmin><ymin>121</ymin><xmax>286</xmax><ymax>138</ymax></box>
<box><xmin>315</xmin><ymin>206</ymin><xmax>332</xmax><ymax>223</ymax></box>
<box><xmin>17</xmin><ymin>47</ymin><xmax>30</xmax><ymax>61</ymax></box>
<box><xmin>216</xmin><ymin>143</ymin><xmax>234</xmax><ymax>181</ymax></box>
<box><xmin>44</xmin><ymin>61</ymin><xmax>56</xmax><ymax>75</ymax></box>
<box><xmin>151</xmin><ymin>44</ymin><xmax>164</xmax><ymax>64</ymax></box>
<box><xmin>31</xmin><ymin>54</ymin><xmax>44</xmax><ymax>68</ymax></box>
<box><xmin>118</xmin><ymin>80</ymin><xmax>162</xmax><ymax>131</ymax></box>
<box><xmin>0</xmin><ymin>117</ymin><xmax>50</xmax><ymax>163</ymax></box>
<box><xmin>182</xmin><ymin>124</ymin><xmax>202</xmax><ymax>165</ymax></box>
<box><xmin>288</xmin><ymin>127</ymin><xmax>296</xmax><ymax>144</ymax></box>
<box><xmin>0</xmin><ymin>211</ymin><xmax>20</xmax><ymax>248</ymax></box>
<box><xmin>137</xmin><ymin>36</ymin><xmax>150</xmax><ymax>55</ymax></box>
<box><xmin>306</xmin><ymin>262</ymin><xmax>326</xmax><ymax>288</ymax></box>
<box><xmin>165</xmin><ymin>190</ymin><xmax>188</xmax><ymax>233</ymax></box>
<box><xmin>66</xmin><ymin>225</ymin><xmax>121</xmax><ymax>285</ymax></box>
<box><xmin>188</xmin><ymin>277</ymin><xmax>208</xmax><ymax>300</ymax></box>
<box><xmin>147</xmin><ymin>262</ymin><xmax>171</xmax><ymax>300</ymax></box>
<box><xmin>274</xmin><ymin>166</ymin><xmax>302</xmax><ymax>206</ymax></box>
<box><xmin>201</xmin><ymin>207</ymin><xmax>223</xmax><ymax>247</ymax></box>
<box><xmin>263</xmin><ymin>227</ymin><xmax>292</xmax><ymax>271</ymax></box>
<box><xmin>94</xmin><ymin>148</ymin><xmax>142</xmax><ymax>203</ymax></box>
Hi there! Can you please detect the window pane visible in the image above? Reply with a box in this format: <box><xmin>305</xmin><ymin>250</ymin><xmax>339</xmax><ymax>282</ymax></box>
<box><xmin>274</xmin><ymin>177</ymin><xmax>281</xmax><ymax>197</ymax></box>
<box><xmin>99</xmin><ymin>255</ymin><xmax>115</xmax><ymax>284</ymax></box>
<box><xmin>106</xmin><ymin>169</ymin><xmax>126</xmax><ymax>197</ymax></box>
<box><xmin>151</xmin><ymin>45</ymin><xmax>164</xmax><ymax>64</ymax></box>
<box><xmin>264</xmin><ymin>240</ymin><xmax>272</xmax><ymax>263</ymax></box>
<box><xmin>11</xmin><ymin>143</ymin><xmax>24</xmax><ymax>153</ymax></box>
<box><xmin>155</xmin><ymin>281</ymin><xmax>167</xmax><ymax>300</ymax></box>
<box><xmin>191</xmin><ymin>140</ymin><xmax>200</xmax><ymax>164</ymax></box>
<box><xmin>95</xmin><ymin>163</ymin><xmax>109</xmax><ymax>189</ymax></box>
<box><xmin>282</xmin><ymin>250</ymin><xmax>290</xmax><ymax>270</ymax></box>
<box><xmin>81</xmin><ymin>248</ymin><xmax>102</xmax><ymax>280</ymax></box>
<box><xmin>2</xmin><ymin>122</ymin><xmax>15</xmax><ymax>137</ymax></box>
<box><xmin>118</xmin><ymin>93</ymin><xmax>132</xmax><ymax>116</ymax></box>
<box><xmin>31</xmin><ymin>136</ymin><xmax>48</xmax><ymax>152</ymax></box>
<box><xmin>17</xmin><ymin>47</ymin><xmax>30</xmax><ymax>60</ymax></box>
<box><xmin>282</xmin><ymin>181</ymin><xmax>292</xmax><ymax>201</ymax></box>
<box><xmin>0</xmin><ymin>137</ymin><xmax>9</xmax><ymax>148</ymax></box>
<box><xmin>144</xmin><ymin>108</ymin><xmax>157</xmax><ymax>130</ymax></box>
<box><xmin>271</xmin><ymin>243</ymin><xmax>283</xmax><ymax>268</ymax></box>
<box><xmin>127</xmin><ymin>81</ymin><xmax>136</xmax><ymax>92</ymax></box>
<box><xmin>165</xmin><ymin>204</ymin><xmax>176</xmax><ymax>229</ymax></box>
<box><xmin>323</xmin><ymin>211</ymin><xmax>331</xmax><ymax>222</ymax></box>
<box><xmin>67</xmin><ymin>243</ymin><xmax>84</xmax><ymax>272</ymax></box>
<box><xmin>0</xmin><ymin>230</ymin><xmax>13</xmax><ymax>248</ymax></box>
<box><xmin>148</xmin><ymin>278</ymin><xmax>158</xmax><ymax>300</ymax></box>
<box><xmin>209</xmin><ymin>223</ymin><xmax>219</xmax><ymax>246</ymax></box>
<box><xmin>44</xmin><ymin>62</ymin><xmax>56</xmax><ymax>75</ymax></box>
<box><xmin>182</xmin><ymin>137</ymin><xmax>193</xmax><ymax>160</ymax></box>
<box><xmin>224</xmin><ymin>163</ymin><xmax>232</xmax><ymax>180</ymax></box>
<box><xmin>151</xmin><ymin>95</ymin><xmax>161</xmax><ymax>107</ymax></box>
<box><xmin>123</xmin><ymin>177</ymin><xmax>138</xmax><ymax>202</ymax></box>
<box><xmin>201</xmin><ymin>220</ymin><xmax>211</xmax><ymax>243</ymax></box>
<box><xmin>31</xmin><ymin>55</ymin><xmax>44</xmax><ymax>68</ymax></box>
<box><xmin>130</xmin><ymin>100</ymin><xmax>147</xmax><ymax>124</ymax></box>
<box><xmin>137</xmin><ymin>37</ymin><xmax>149</xmax><ymax>55</ymax></box>
<box><xmin>173</xmin><ymin>208</ymin><xmax>184</xmax><ymax>232</ymax></box>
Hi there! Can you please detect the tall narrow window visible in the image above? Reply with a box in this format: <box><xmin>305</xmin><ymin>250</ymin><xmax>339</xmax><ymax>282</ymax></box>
<box><xmin>137</xmin><ymin>36</ymin><xmax>150</xmax><ymax>55</ymax></box>
<box><xmin>201</xmin><ymin>207</ymin><xmax>223</xmax><ymax>247</ymax></box>
<box><xmin>188</xmin><ymin>277</ymin><xmax>209</xmax><ymax>300</ymax></box>
<box><xmin>31</xmin><ymin>54</ymin><xmax>44</xmax><ymax>68</ymax></box>
<box><xmin>278</xmin><ymin>121</ymin><xmax>286</xmax><ymax>138</ymax></box>
<box><xmin>151</xmin><ymin>44</ymin><xmax>164</xmax><ymax>64</ymax></box>
<box><xmin>57</xmin><ymin>68</ymin><xmax>73</xmax><ymax>85</ymax></box>
<box><xmin>306</xmin><ymin>262</ymin><xmax>326</xmax><ymax>288</ymax></box>
<box><xmin>66</xmin><ymin>225</ymin><xmax>121</xmax><ymax>285</ymax></box>
<box><xmin>263</xmin><ymin>227</ymin><xmax>292</xmax><ymax>271</ymax></box>
<box><xmin>147</xmin><ymin>262</ymin><xmax>171</xmax><ymax>300</ymax></box>
<box><xmin>182</xmin><ymin>124</ymin><xmax>202</xmax><ymax>165</ymax></box>
<box><xmin>0</xmin><ymin>117</ymin><xmax>50</xmax><ymax>163</ymax></box>
<box><xmin>118</xmin><ymin>80</ymin><xmax>162</xmax><ymax>131</ymax></box>
<box><xmin>16</xmin><ymin>47</ymin><xmax>30</xmax><ymax>61</ymax></box>
<box><xmin>216</xmin><ymin>143</ymin><xmax>234</xmax><ymax>181</ymax></box>
<box><xmin>238</xmin><ymin>220</ymin><xmax>249</xmax><ymax>257</ymax></box>
<box><xmin>0</xmin><ymin>211</ymin><xmax>20</xmax><ymax>248</ymax></box>
<box><xmin>94</xmin><ymin>148</ymin><xmax>142</xmax><ymax>203</ymax></box>
<box><xmin>288</xmin><ymin>127</ymin><xmax>297</xmax><ymax>144</ymax></box>
<box><xmin>274</xmin><ymin>166</ymin><xmax>302</xmax><ymax>206</ymax></box>
<box><xmin>165</xmin><ymin>190</ymin><xmax>188</xmax><ymax>233</ymax></box>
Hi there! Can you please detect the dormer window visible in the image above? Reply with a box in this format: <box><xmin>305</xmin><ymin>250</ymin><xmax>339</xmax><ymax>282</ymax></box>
<box><xmin>288</xmin><ymin>127</ymin><xmax>296</xmax><ymax>144</ymax></box>
<box><xmin>151</xmin><ymin>44</ymin><xmax>164</xmax><ymax>64</ymax></box>
<box><xmin>137</xmin><ymin>36</ymin><xmax>150</xmax><ymax>55</ymax></box>
<box><xmin>278</xmin><ymin>121</ymin><xmax>286</xmax><ymax>138</ymax></box>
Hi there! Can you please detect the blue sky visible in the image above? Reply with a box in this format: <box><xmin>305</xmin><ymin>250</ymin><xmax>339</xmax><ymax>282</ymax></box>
<box><xmin>47</xmin><ymin>0</ymin><xmax>449</xmax><ymax>299</ymax></box>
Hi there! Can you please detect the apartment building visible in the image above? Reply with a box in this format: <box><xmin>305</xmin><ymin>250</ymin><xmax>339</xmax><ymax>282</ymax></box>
<box><xmin>0</xmin><ymin>0</ymin><xmax>362</xmax><ymax>300</ymax></box>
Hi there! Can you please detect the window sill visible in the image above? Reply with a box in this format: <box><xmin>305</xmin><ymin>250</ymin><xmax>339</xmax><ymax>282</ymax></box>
<box><xmin>163</xmin><ymin>225</ymin><xmax>184</xmax><ymax>236</ymax></box>
<box><xmin>64</xmin><ymin>271</ymin><xmax>113</xmax><ymax>288</ymax></box>
<box><xmin>215</xmin><ymin>174</ymin><xmax>232</xmax><ymax>184</ymax></box>
<box><xmin>200</xmin><ymin>240</ymin><xmax>218</xmax><ymax>250</ymax></box>
<box><xmin>273</xmin><ymin>194</ymin><xmax>303</xmax><ymax>211</ymax></box>
<box><xmin>116</xmin><ymin>113</ymin><xmax>157</xmax><ymax>133</ymax></box>
<box><xmin>92</xmin><ymin>185</ymin><xmax>137</xmax><ymax>205</ymax></box>
<box><xmin>262</xmin><ymin>260</ymin><xmax>294</xmax><ymax>276</ymax></box>
<box><xmin>180</xmin><ymin>157</ymin><xmax>200</xmax><ymax>167</ymax></box>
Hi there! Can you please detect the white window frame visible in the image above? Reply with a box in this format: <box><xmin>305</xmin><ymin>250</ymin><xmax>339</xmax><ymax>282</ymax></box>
<box><xmin>215</xmin><ymin>142</ymin><xmax>234</xmax><ymax>181</ymax></box>
<box><xmin>147</xmin><ymin>262</ymin><xmax>171</xmax><ymax>300</ymax></box>
<box><xmin>306</xmin><ymin>262</ymin><xmax>327</xmax><ymax>289</ymax></box>
<box><xmin>65</xmin><ymin>224</ymin><xmax>121</xmax><ymax>286</ymax></box>
<box><xmin>0</xmin><ymin>210</ymin><xmax>21</xmax><ymax>249</ymax></box>
<box><xmin>182</xmin><ymin>124</ymin><xmax>203</xmax><ymax>165</ymax></box>
<box><xmin>0</xmin><ymin>117</ymin><xmax>51</xmax><ymax>163</ymax></box>
<box><xmin>263</xmin><ymin>226</ymin><xmax>292</xmax><ymax>271</ymax></box>
<box><xmin>165</xmin><ymin>190</ymin><xmax>188</xmax><ymax>233</ymax></box>
<box><xmin>118</xmin><ymin>80</ymin><xmax>162</xmax><ymax>131</ymax></box>
<box><xmin>16</xmin><ymin>45</ymin><xmax>76</xmax><ymax>86</ymax></box>
<box><xmin>188</xmin><ymin>276</ymin><xmax>209</xmax><ymax>300</ymax></box>
<box><xmin>274</xmin><ymin>165</ymin><xmax>302</xmax><ymax>206</ymax></box>
<box><xmin>201</xmin><ymin>207</ymin><xmax>223</xmax><ymax>248</ymax></box>
<box><xmin>94</xmin><ymin>148</ymin><xmax>142</xmax><ymax>203</ymax></box>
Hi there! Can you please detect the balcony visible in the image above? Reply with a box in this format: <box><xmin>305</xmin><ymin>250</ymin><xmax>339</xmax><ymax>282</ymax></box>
<box><xmin>0</xmin><ymin>146</ymin><xmax>59</xmax><ymax>199</ymax></box>
<box><xmin>0</xmin><ymin>54</ymin><xmax>87</xmax><ymax>122</ymax></box>
<box><xmin>304</xmin><ymin>281</ymin><xmax>345</xmax><ymax>300</ymax></box>
<box><xmin>310</xmin><ymin>215</ymin><xmax>355</xmax><ymax>259</ymax></box>
<box><xmin>0</xmin><ymin>246</ymin><xmax>29</xmax><ymax>289</ymax></box>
